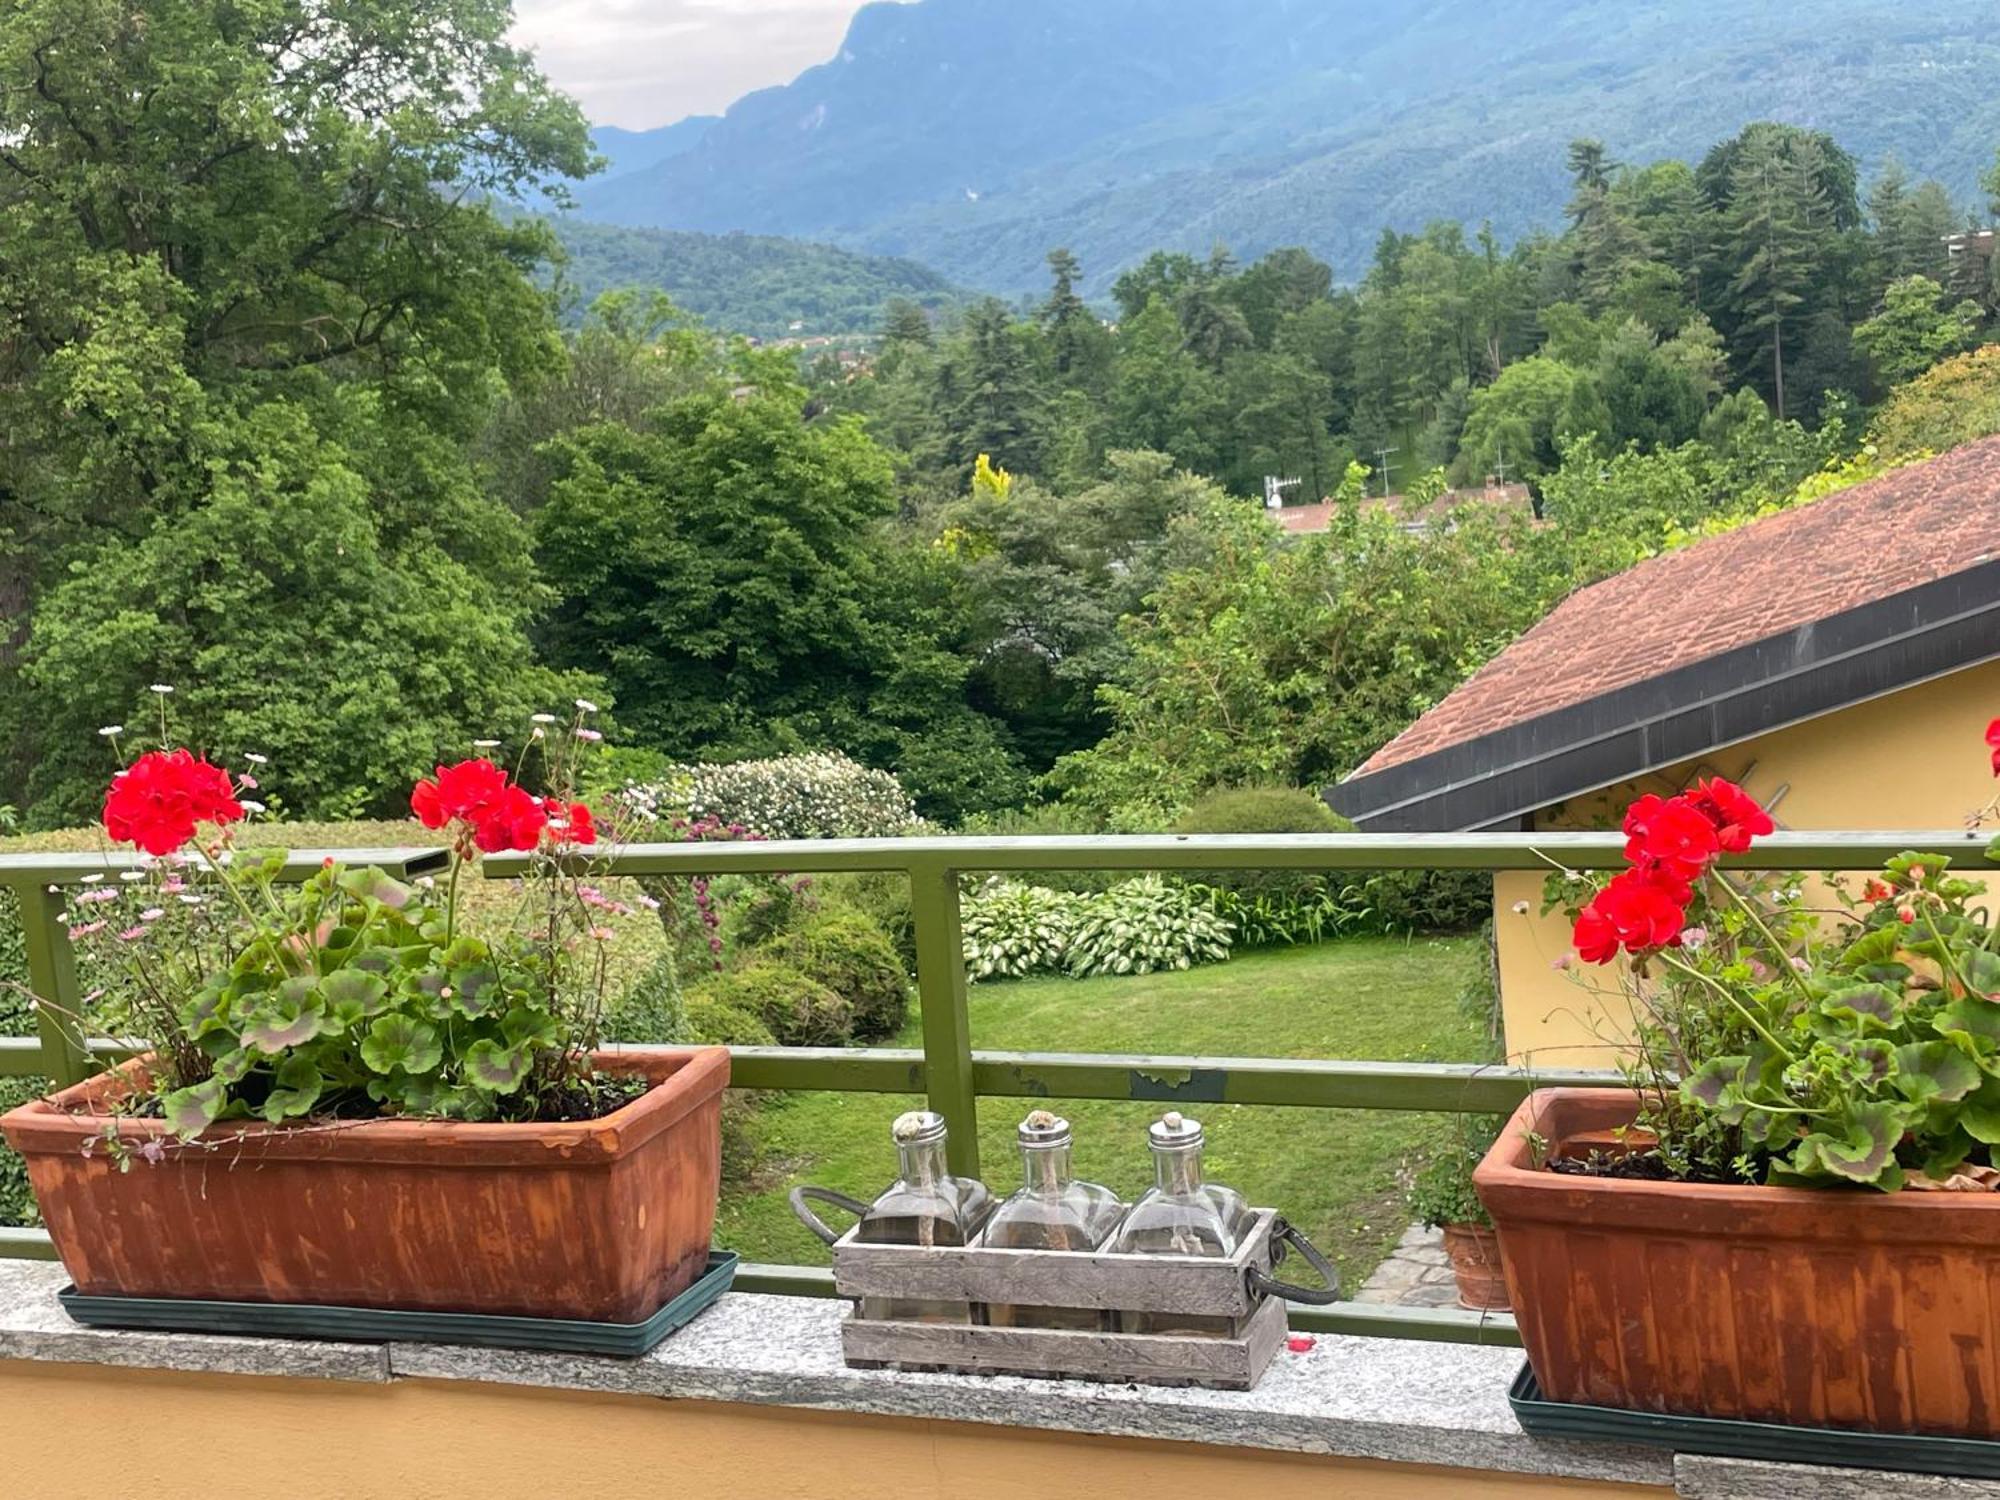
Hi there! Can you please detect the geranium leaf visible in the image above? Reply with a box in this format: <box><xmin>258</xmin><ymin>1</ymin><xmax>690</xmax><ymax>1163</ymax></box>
<box><xmin>320</xmin><ymin>969</ymin><xmax>390</xmax><ymax>1021</ymax></box>
<box><xmin>240</xmin><ymin>989</ymin><xmax>327</xmax><ymax>1054</ymax></box>
<box><xmin>261</xmin><ymin>1055</ymin><xmax>323</xmax><ymax>1122</ymax></box>
<box><xmin>1960</xmin><ymin>1076</ymin><xmax>2000</xmax><ymax>1144</ymax></box>
<box><xmin>1681</xmin><ymin>1055</ymin><xmax>1749</xmax><ymax>1112</ymax></box>
<box><xmin>1961</xmin><ymin>948</ymin><xmax>2000</xmax><ymax>1000</ymax></box>
<box><xmin>1793</xmin><ymin>1102</ymin><xmax>1907</xmax><ymax>1187</ymax></box>
<box><xmin>161</xmin><ymin>1077</ymin><xmax>226</xmax><ymax>1138</ymax></box>
<box><xmin>1892</xmin><ymin>1040</ymin><xmax>1982</xmax><ymax>1104</ymax></box>
<box><xmin>1819</xmin><ymin>983</ymin><xmax>1901</xmax><ymax>1032</ymax></box>
<box><xmin>360</xmin><ymin>1013</ymin><xmax>442</xmax><ymax>1075</ymax></box>
<box><xmin>1936</xmin><ymin>998</ymin><xmax>2000</xmax><ymax>1047</ymax></box>
<box><xmin>463</xmin><ymin>1039</ymin><xmax>531</xmax><ymax>1094</ymax></box>
<box><xmin>336</xmin><ymin>867</ymin><xmax>413</xmax><ymax>910</ymax></box>
<box><xmin>446</xmin><ymin>964</ymin><xmax>501</xmax><ymax>1018</ymax></box>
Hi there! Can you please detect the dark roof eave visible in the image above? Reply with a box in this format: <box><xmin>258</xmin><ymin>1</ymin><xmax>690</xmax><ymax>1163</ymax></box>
<box><xmin>1327</xmin><ymin>558</ymin><xmax>2000</xmax><ymax>833</ymax></box>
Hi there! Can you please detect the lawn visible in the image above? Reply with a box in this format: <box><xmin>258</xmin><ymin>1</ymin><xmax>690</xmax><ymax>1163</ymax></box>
<box><xmin>719</xmin><ymin>937</ymin><xmax>1489</xmax><ymax>1294</ymax></box>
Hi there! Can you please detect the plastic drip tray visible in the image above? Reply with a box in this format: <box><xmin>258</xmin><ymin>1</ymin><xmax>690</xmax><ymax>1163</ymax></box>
<box><xmin>56</xmin><ymin>1250</ymin><xmax>738</xmax><ymax>1359</ymax></box>
<box><xmin>1509</xmin><ymin>1360</ymin><xmax>2000</xmax><ymax>1480</ymax></box>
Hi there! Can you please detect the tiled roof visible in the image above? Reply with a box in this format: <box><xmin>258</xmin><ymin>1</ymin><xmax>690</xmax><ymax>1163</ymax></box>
<box><xmin>1352</xmin><ymin>438</ymin><xmax>2000</xmax><ymax>778</ymax></box>
<box><xmin>1272</xmin><ymin>484</ymin><xmax>1531</xmax><ymax>536</ymax></box>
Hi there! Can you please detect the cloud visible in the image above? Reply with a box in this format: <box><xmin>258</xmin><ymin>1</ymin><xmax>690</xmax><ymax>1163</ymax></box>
<box><xmin>510</xmin><ymin>0</ymin><xmax>886</xmax><ymax>128</ymax></box>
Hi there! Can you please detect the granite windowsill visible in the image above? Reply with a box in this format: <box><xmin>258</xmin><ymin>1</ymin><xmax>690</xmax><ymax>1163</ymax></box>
<box><xmin>1</xmin><ymin>1260</ymin><xmax>1992</xmax><ymax>1498</ymax></box>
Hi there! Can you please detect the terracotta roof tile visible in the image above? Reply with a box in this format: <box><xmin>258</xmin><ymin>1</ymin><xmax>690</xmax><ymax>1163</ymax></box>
<box><xmin>1352</xmin><ymin>438</ymin><xmax>2000</xmax><ymax>777</ymax></box>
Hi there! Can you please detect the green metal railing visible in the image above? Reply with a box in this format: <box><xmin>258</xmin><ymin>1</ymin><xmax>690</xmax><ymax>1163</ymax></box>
<box><xmin>3</xmin><ymin>830</ymin><xmax>1991</xmax><ymax>1342</ymax></box>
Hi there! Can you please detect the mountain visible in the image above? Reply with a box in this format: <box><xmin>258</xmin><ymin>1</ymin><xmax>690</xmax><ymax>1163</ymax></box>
<box><xmin>563</xmin><ymin>0</ymin><xmax>2000</xmax><ymax>293</ymax></box>
<box><xmin>589</xmin><ymin>118</ymin><xmax>717</xmax><ymax>181</ymax></box>
<box><xmin>550</xmin><ymin>220</ymin><xmax>969</xmax><ymax>337</ymax></box>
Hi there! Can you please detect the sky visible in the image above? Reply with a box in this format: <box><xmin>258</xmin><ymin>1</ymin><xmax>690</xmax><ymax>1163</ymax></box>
<box><xmin>509</xmin><ymin>0</ymin><xmax>889</xmax><ymax>130</ymax></box>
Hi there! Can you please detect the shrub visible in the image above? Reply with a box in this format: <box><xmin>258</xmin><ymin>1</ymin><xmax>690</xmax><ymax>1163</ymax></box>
<box><xmin>0</xmin><ymin>1077</ymin><xmax>42</xmax><ymax>1227</ymax></box>
<box><xmin>819</xmin><ymin>870</ymin><xmax>916</xmax><ymax>965</ymax></box>
<box><xmin>694</xmin><ymin>962</ymin><xmax>854</xmax><ymax>1048</ymax></box>
<box><xmin>604</xmin><ymin>951</ymin><xmax>686</xmax><ymax>1043</ymax></box>
<box><xmin>1171</xmin><ymin>786</ymin><xmax>1351</xmax><ymax>946</ymax></box>
<box><xmin>763</xmin><ymin>908</ymin><xmax>910</xmax><ymax>1041</ymax></box>
<box><xmin>1356</xmin><ymin>868</ymin><xmax>1491</xmax><ymax>934</ymax></box>
<box><xmin>680</xmin><ymin>989</ymin><xmax>777</xmax><ymax>1048</ymax></box>
<box><xmin>1407</xmin><ymin>1120</ymin><xmax>1503</xmax><ymax>1230</ymax></box>
<box><xmin>1066</xmin><ymin>877</ymin><xmax>1233</xmax><ymax>978</ymax></box>
<box><xmin>631</xmin><ymin>752</ymin><xmax>925</xmax><ymax>840</ymax></box>
<box><xmin>961</xmin><ymin>881</ymin><xmax>1081</xmax><ymax>980</ymax></box>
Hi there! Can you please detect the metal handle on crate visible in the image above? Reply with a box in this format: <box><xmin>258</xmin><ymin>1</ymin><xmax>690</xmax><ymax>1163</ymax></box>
<box><xmin>790</xmin><ymin>1185</ymin><xmax>873</xmax><ymax>1246</ymax></box>
<box><xmin>1247</xmin><ymin>1216</ymin><xmax>1341</xmax><ymax>1305</ymax></box>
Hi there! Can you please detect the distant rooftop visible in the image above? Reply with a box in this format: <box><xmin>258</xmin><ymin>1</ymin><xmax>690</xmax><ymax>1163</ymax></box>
<box><xmin>1272</xmin><ymin>482</ymin><xmax>1532</xmax><ymax>537</ymax></box>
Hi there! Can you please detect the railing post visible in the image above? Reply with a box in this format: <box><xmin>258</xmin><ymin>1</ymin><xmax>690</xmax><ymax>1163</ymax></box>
<box><xmin>14</xmin><ymin>883</ymin><xmax>89</xmax><ymax>1088</ymax></box>
<box><xmin>907</xmin><ymin>859</ymin><xmax>979</xmax><ymax>1177</ymax></box>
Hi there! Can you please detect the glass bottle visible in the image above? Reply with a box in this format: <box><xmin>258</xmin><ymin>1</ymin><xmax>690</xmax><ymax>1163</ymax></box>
<box><xmin>980</xmin><ymin>1110</ymin><xmax>1126</xmax><ymax>1330</ymax></box>
<box><xmin>1111</xmin><ymin>1111</ymin><xmax>1251</xmax><ymax>1337</ymax></box>
<box><xmin>854</xmin><ymin>1109</ymin><xmax>994</xmax><ymax>1324</ymax></box>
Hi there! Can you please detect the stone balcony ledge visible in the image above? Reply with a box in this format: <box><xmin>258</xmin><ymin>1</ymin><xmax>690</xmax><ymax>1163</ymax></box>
<box><xmin>0</xmin><ymin>1259</ymin><xmax>1990</xmax><ymax>1498</ymax></box>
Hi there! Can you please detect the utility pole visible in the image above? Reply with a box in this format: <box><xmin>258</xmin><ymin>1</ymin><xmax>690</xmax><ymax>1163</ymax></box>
<box><xmin>1373</xmin><ymin>446</ymin><xmax>1399</xmax><ymax>498</ymax></box>
<box><xmin>1493</xmin><ymin>453</ymin><xmax>1508</xmax><ymax>487</ymax></box>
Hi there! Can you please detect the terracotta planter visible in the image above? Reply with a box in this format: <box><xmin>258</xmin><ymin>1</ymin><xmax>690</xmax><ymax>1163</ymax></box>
<box><xmin>1439</xmin><ymin>1221</ymin><xmax>1510</xmax><ymax>1310</ymax></box>
<box><xmin>2</xmin><ymin>1046</ymin><xmax>728</xmax><ymax>1322</ymax></box>
<box><xmin>1476</xmin><ymin>1087</ymin><xmax>2000</xmax><ymax>1438</ymax></box>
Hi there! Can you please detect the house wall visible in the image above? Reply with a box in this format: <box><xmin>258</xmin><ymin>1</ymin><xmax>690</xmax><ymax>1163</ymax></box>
<box><xmin>1493</xmin><ymin>658</ymin><xmax>2000</xmax><ymax>1068</ymax></box>
<box><xmin>0</xmin><ymin>1361</ymin><xmax>1668</xmax><ymax>1499</ymax></box>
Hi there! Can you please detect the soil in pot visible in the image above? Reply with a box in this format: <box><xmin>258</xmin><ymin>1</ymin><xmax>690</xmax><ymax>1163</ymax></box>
<box><xmin>1439</xmin><ymin>1222</ymin><xmax>1510</xmax><ymax>1310</ymax></box>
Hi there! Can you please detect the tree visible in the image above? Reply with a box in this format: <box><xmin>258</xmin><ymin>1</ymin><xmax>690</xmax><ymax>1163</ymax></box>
<box><xmin>939</xmin><ymin>299</ymin><xmax>1049</xmax><ymax>478</ymax></box>
<box><xmin>1720</xmin><ymin>131</ymin><xmax>1830</xmax><ymax>419</ymax></box>
<box><xmin>0</xmin><ymin>0</ymin><xmax>592</xmax><ymax>818</ymax></box>
<box><xmin>1040</xmin><ymin>249</ymin><xmax>1102</xmax><ymax>382</ymax></box>
<box><xmin>1453</xmin><ymin>356</ymin><xmax>1580</xmax><ymax>484</ymax></box>
<box><xmin>1852</xmin><ymin>276</ymin><xmax>1984</xmax><ymax>389</ymax></box>
<box><xmin>21</xmin><ymin>403</ymin><xmax>590</xmax><ymax>822</ymax></box>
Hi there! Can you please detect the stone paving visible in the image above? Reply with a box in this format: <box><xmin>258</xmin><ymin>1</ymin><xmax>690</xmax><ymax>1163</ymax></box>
<box><xmin>1353</xmin><ymin>1223</ymin><xmax>1464</xmax><ymax>1309</ymax></box>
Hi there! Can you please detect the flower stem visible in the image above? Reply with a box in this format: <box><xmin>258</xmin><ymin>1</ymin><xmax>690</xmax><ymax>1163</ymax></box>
<box><xmin>1657</xmin><ymin>949</ymin><xmax>1797</xmax><ymax>1062</ymax></box>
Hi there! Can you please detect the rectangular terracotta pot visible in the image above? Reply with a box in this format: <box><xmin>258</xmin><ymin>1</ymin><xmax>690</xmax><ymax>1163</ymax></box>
<box><xmin>2</xmin><ymin>1046</ymin><xmax>728</xmax><ymax>1322</ymax></box>
<box><xmin>1476</xmin><ymin>1087</ymin><xmax>2000</xmax><ymax>1438</ymax></box>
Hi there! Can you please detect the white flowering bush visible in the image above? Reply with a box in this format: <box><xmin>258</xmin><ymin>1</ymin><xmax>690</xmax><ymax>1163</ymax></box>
<box><xmin>627</xmin><ymin>752</ymin><xmax>925</xmax><ymax>840</ymax></box>
<box><xmin>961</xmin><ymin>881</ymin><xmax>1081</xmax><ymax>980</ymax></box>
<box><xmin>961</xmin><ymin>878</ymin><xmax>1234</xmax><ymax>982</ymax></box>
<box><xmin>1065</xmin><ymin>877</ymin><xmax>1234</xmax><ymax>978</ymax></box>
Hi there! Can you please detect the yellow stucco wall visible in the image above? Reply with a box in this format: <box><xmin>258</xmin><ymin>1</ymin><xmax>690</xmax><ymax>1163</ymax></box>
<box><xmin>1495</xmin><ymin>657</ymin><xmax>2000</xmax><ymax>1067</ymax></box>
<box><xmin>0</xmin><ymin>1360</ymin><xmax>1667</xmax><ymax>1499</ymax></box>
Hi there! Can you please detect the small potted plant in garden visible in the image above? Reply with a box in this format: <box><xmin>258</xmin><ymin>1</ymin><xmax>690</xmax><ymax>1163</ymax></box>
<box><xmin>1407</xmin><ymin>1120</ymin><xmax>1508</xmax><ymax>1311</ymax></box>
<box><xmin>2</xmin><ymin>699</ymin><xmax>728</xmax><ymax>1324</ymax></box>
<box><xmin>1477</xmin><ymin>736</ymin><xmax>2000</xmax><ymax>1437</ymax></box>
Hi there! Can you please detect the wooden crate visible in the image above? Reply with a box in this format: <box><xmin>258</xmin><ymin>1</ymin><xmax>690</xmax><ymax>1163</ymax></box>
<box><xmin>832</xmin><ymin>1208</ymin><xmax>1290</xmax><ymax>1389</ymax></box>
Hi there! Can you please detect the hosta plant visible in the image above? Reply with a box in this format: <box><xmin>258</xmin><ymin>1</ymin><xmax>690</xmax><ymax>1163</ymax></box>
<box><xmin>1566</xmin><ymin>735</ymin><xmax>2000</xmax><ymax>1192</ymax></box>
<box><xmin>49</xmin><ymin>698</ymin><xmax>651</xmax><ymax>1145</ymax></box>
<box><xmin>1065</xmin><ymin>877</ymin><xmax>1233</xmax><ymax>979</ymax></box>
<box><xmin>960</xmin><ymin>881</ymin><xmax>1079</xmax><ymax>981</ymax></box>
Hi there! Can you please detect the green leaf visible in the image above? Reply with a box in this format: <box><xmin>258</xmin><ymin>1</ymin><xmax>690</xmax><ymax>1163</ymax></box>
<box><xmin>1935</xmin><ymin>998</ymin><xmax>2000</xmax><ymax>1047</ymax></box>
<box><xmin>161</xmin><ymin>1077</ymin><xmax>226</xmax><ymax>1138</ymax></box>
<box><xmin>320</xmin><ymin>969</ymin><xmax>390</xmax><ymax>1025</ymax></box>
<box><xmin>1839</xmin><ymin>924</ymin><xmax>1902</xmax><ymax>970</ymax></box>
<box><xmin>463</xmin><ymin>1039</ymin><xmax>532</xmax><ymax>1094</ymax></box>
<box><xmin>1681</xmin><ymin>1055</ymin><xmax>1749</xmax><ymax>1113</ymax></box>
<box><xmin>261</xmin><ymin>1055</ymin><xmax>323</xmax><ymax>1122</ymax></box>
<box><xmin>501</xmin><ymin>1004</ymin><xmax>562</xmax><ymax>1050</ymax></box>
<box><xmin>209</xmin><ymin>1047</ymin><xmax>256</xmax><ymax>1085</ymax></box>
<box><xmin>1960</xmin><ymin>1075</ymin><xmax>2000</xmax><ymax>1144</ymax></box>
<box><xmin>240</xmin><ymin>985</ymin><xmax>327</xmax><ymax>1054</ymax></box>
<box><xmin>337</xmin><ymin>867</ymin><xmax>413</xmax><ymax>910</ymax></box>
<box><xmin>445</xmin><ymin>964</ymin><xmax>502</xmax><ymax>1018</ymax></box>
<box><xmin>1819</xmin><ymin>983</ymin><xmax>1901</xmax><ymax>1032</ymax></box>
<box><xmin>1961</xmin><ymin>948</ymin><xmax>2000</xmax><ymax>1001</ymax></box>
<box><xmin>1892</xmin><ymin>1040</ymin><xmax>1982</xmax><ymax>1104</ymax></box>
<box><xmin>1791</xmin><ymin>1101</ymin><xmax>1909</xmax><ymax>1188</ymax></box>
<box><xmin>360</xmin><ymin>1014</ymin><xmax>442</xmax><ymax>1075</ymax></box>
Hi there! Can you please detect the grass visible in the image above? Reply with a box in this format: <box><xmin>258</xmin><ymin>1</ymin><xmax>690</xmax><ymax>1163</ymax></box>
<box><xmin>718</xmin><ymin>937</ymin><xmax>1489</xmax><ymax>1294</ymax></box>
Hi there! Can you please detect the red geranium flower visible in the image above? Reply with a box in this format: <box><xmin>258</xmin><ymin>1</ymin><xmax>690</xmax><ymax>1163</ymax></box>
<box><xmin>1685</xmin><ymin>777</ymin><xmax>1774</xmax><ymax>854</ymax></box>
<box><xmin>541</xmin><ymin>798</ymin><xmax>597</xmax><ymax>848</ymax></box>
<box><xmin>1987</xmin><ymin>717</ymin><xmax>2000</xmax><ymax>777</ymax></box>
<box><xmin>102</xmin><ymin>749</ymin><xmax>245</xmax><ymax>857</ymax></box>
<box><xmin>1574</xmin><ymin>868</ymin><xmax>1688</xmax><ymax>963</ymax></box>
<box><xmin>1622</xmin><ymin>793</ymin><xmax>1721</xmax><ymax>882</ymax></box>
<box><xmin>471</xmin><ymin>784</ymin><xmax>548</xmax><ymax>854</ymax></box>
<box><xmin>410</xmin><ymin>759</ymin><xmax>509</xmax><ymax>830</ymax></box>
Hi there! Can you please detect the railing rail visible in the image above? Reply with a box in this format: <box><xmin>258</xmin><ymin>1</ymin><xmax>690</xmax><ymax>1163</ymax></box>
<box><xmin>3</xmin><ymin>830</ymin><xmax>1991</xmax><ymax>1342</ymax></box>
